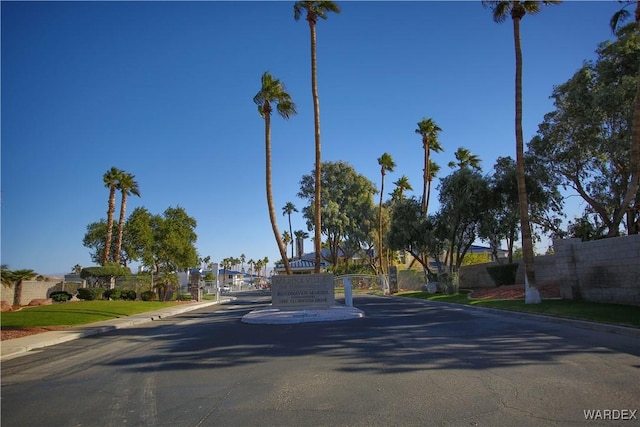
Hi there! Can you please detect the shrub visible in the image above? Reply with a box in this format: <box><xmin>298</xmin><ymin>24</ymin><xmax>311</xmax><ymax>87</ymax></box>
<box><xmin>121</xmin><ymin>290</ymin><xmax>137</xmax><ymax>301</ymax></box>
<box><xmin>76</xmin><ymin>287</ymin><xmax>103</xmax><ymax>301</ymax></box>
<box><xmin>140</xmin><ymin>290</ymin><xmax>157</xmax><ymax>301</ymax></box>
<box><xmin>49</xmin><ymin>291</ymin><xmax>72</xmax><ymax>302</ymax></box>
<box><xmin>104</xmin><ymin>288</ymin><xmax>122</xmax><ymax>300</ymax></box>
<box><xmin>438</xmin><ymin>272</ymin><xmax>459</xmax><ymax>295</ymax></box>
<box><xmin>486</xmin><ymin>263</ymin><xmax>519</xmax><ymax>287</ymax></box>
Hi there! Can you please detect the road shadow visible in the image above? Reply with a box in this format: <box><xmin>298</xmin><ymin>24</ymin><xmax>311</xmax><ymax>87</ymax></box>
<box><xmin>98</xmin><ymin>292</ymin><xmax>640</xmax><ymax>374</ymax></box>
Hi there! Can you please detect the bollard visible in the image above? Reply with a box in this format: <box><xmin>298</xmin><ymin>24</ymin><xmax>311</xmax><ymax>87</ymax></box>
<box><xmin>344</xmin><ymin>277</ymin><xmax>353</xmax><ymax>308</ymax></box>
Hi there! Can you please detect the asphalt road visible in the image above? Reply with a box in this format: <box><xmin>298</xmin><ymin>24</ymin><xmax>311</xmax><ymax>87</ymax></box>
<box><xmin>2</xmin><ymin>291</ymin><xmax>639</xmax><ymax>426</ymax></box>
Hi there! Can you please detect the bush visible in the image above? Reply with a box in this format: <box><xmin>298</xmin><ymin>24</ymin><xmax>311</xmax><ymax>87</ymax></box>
<box><xmin>49</xmin><ymin>291</ymin><xmax>72</xmax><ymax>302</ymax></box>
<box><xmin>486</xmin><ymin>263</ymin><xmax>519</xmax><ymax>287</ymax></box>
<box><xmin>76</xmin><ymin>287</ymin><xmax>103</xmax><ymax>301</ymax></box>
<box><xmin>438</xmin><ymin>272</ymin><xmax>459</xmax><ymax>295</ymax></box>
<box><xmin>121</xmin><ymin>290</ymin><xmax>137</xmax><ymax>301</ymax></box>
<box><xmin>104</xmin><ymin>288</ymin><xmax>122</xmax><ymax>300</ymax></box>
<box><xmin>140</xmin><ymin>290</ymin><xmax>157</xmax><ymax>301</ymax></box>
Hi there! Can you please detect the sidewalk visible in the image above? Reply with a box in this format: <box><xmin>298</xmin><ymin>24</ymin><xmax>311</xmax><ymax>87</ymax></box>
<box><xmin>1</xmin><ymin>299</ymin><xmax>226</xmax><ymax>362</ymax></box>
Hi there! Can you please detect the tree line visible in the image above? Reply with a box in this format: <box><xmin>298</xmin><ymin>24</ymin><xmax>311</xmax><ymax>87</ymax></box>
<box><xmin>253</xmin><ymin>1</ymin><xmax>638</xmax><ymax>305</ymax></box>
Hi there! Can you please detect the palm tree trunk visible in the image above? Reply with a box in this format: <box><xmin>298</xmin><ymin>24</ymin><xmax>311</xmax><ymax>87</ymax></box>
<box><xmin>378</xmin><ymin>170</ymin><xmax>385</xmax><ymax>275</ymax></box>
<box><xmin>422</xmin><ymin>144</ymin><xmax>429</xmax><ymax>215</ymax></box>
<box><xmin>310</xmin><ymin>21</ymin><xmax>323</xmax><ymax>273</ymax></box>
<box><xmin>103</xmin><ymin>187</ymin><xmax>117</xmax><ymax>265</ymax></box>
<box><xmin>114</xmin><ymin>193</ymin><xmax>128</xmax><ymax>264</ymax></box>
<box><xmin>288</xmin><ymin>214</ymin><xmax>295</xmax><ymax>260</ymax></box>
<box><xmin>13</xmin><ymin>280</ymin><xmax>22</xmax><ymax>307</ymax></box>
<box><xmin>514</xmin><ymin>16</ymin><xmax>540</xmax><ymax>303</ymax></box>
<box><xmin>265</xmin><ymin>113</ymin><xmax>292</xmax><ymax>274</ymax></box>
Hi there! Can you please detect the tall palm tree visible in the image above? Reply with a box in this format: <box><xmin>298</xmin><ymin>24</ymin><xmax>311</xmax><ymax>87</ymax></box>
<box><xmin>294</xmin><ymin>0</ymin><xmax>341</xmax><ymax>273</ymax></box>
<box><xmin>102</xmin><ymin>166</ymin><xmax>123</xmax><ymax>265</ymax></box>
<box><xmin>114</xmin><ymin>171</ymin><xmax>140</xmax><ymax>265</ymax></box>
<box><xmin>256</xmin><ymin>259</ymin><xmax>263</xmax><ymax>276</ymax></box>
<box><xmin>448</xmin><ymin>147</ymin><xmax>482</xmax><ymax>171</ymax></box>
<box><xmin>415</xmin><ymin>118</ymin><xmax>443</xmax><ymax>216</ymax></box>
<box><xmin>426</xmin><ymin>160</ymin><xmax>441</xmax><ymax>211</ymax></box>
<box><xmin>282</xmin><ymin>231</ymin><xmax>292</xmax><ymax>259</ymax></box>
<box><xmin>262</xmin><ymin>256</ymin><xmax>269</xmax><ymax>279</ymax></box>
<box><xmin>392</xmin><ymin>175</ymin><xmax>413</xmax><ymax>200</ymax></box>
<box><xmin>377</xmin><ymin>153</ymin><xmax>396</xmax><ymax>275</ymax></box>
<box><xmin>248</xmin><ymin>258</ymin><xmax>255</xmax><ymax>283</ymax></box>
<box><xmin>611</xmin><ymin>1</ymin><xmax>640</xmax><ymax>235</ymax></box>
<box><xmin>294</xmin><ymin>230</ymin><xmax>309</xmax><ymax>259</ymax></box>
<box><xmin>254</xmin><ymin>71</ymin><xmax>297</xmax><ymax>274</ymax></box>
<box><xmin>240</xmin><ymin>254</ymin><xmax>246</xmax><ymax>272</ymax></box>
<box><xmin>483</xmin><ymin>0</ymin><xmax>560</xmax><ymax>303</ymax></box>
<box><xmin>282</xmin><ymin>202</ymin><xmax>298</xmax><ymax>259</ymax></box>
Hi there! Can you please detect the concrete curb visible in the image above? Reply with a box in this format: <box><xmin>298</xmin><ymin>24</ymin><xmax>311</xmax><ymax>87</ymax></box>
<box><xmin>1</xmin><ymin>299</ymin><xmax>231</xmax><ymax>361</ymax></box>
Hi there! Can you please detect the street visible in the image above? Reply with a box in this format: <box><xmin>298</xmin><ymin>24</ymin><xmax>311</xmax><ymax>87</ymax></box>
<box><xmin>1</xmin><ymin>291</ymin><xmax>638</xmax><ymax>426</ymax></box>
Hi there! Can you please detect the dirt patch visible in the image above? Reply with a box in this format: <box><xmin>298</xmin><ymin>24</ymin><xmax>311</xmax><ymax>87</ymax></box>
<box><xmin>1</xmin><ymin>326</ymin><xmax>71</xmax><ymax>341</ymax></box>
<box><xmin>469</xmin><ymin>283</ymin><xmax>561</xmax><ymax>300</ymax></box>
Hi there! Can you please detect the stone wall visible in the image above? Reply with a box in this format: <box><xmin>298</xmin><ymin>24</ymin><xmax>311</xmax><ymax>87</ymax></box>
<box><xmin>459</xmin><ymin>235</ymin><xmax>640</xmax><ymax>306</ymax></box>
<box><xmin>459</xmin><ymin>255</ymin><xmax>558</xmax><ymax>289</ymax></box>
<box><xmin>554</xmin><ymin>235</ymin><xmax>640</xmax><ymax>306</ymax></box>
<box><xmin>0</xmin><ymin>280</ymin><xmax>67</xmax><ymax>306</ymax></box>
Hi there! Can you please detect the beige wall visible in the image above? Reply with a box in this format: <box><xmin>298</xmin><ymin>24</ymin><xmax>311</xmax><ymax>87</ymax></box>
<box><xmin>554</xmin><ymin>235</ymin><xmax>640</xmax><ymax>306</ymax></box>
<box><xmin>0</xmin><ymin>280</ymin><xmax>70</xmax><ymax>306</ymax></box>
<box><xmin>459</xmin><ymin>235</ymin><xmax>640</xmax><ymax>306</ymax></box>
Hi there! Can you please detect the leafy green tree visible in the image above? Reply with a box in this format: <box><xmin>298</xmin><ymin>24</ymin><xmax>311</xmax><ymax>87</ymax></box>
<box><xmin>102</xmin><ymin>166</ymin><xmax>124</xmax><ymax>265</ymax></box>
<box><xmin>294</xmin><ymin>0</ymin><xmax>341</xmax><ymax>273</ymax></box>
<box><xmin>254</xmin><ymin>71</ymin><xmax>297</xmax><ymax>274</ymax></box>
<box><xmin>437</xmin><ymin>167</ymin><xmax>492</xmax><ymax>272</ymax></box>
<box><xmin>80</xmin><ymin>263</ymin><xmax>131</xmax><ymax>288</ymax></box>
<box><xmin>387</xmin><ymin>197</ymin><xmax>442</xmax><ymax>281</ymax></box>
<box><xmin>566</xmin><ymin>214</ymin><xmax>607</xmax><ymax>241</ymax></box>
<box><xmin>479</xmin><ymin>156</ymin><xmax>563</xmax><ymax>263</ymax></box>
<box><xmin>415</xmin><ymin>118</ymin><xmax>443</xmax><ymax>216</ymax></box>
<box><xmin>152</xmin><ymin>206</ymin><xmax>199</xmax><ymax>273</ymax></box>
<box><xmin>114</xmin><ymin>171</ymin><xmax>140</xmax><ymax>265</ymax></box>
<box><xmin>282</xmin><ymin>202</ymin><xmax>298</xmax><ymax>260</ymax></box>
<box><xmin>298</xmin><ymin>161</ymin><xmax>376</xmax><ymax>270</ymax></box>
<box><xmin>530</xmin><ymin>24</ymin><xmax>639</xmax><ymax>236</ymax></box>
<box><xmin>610</xmin><ymin>2</ymin><xmax>640</xmax><ymax>231</ymax></box>
<box><xmin>483</xmin><ymin>0</ymin><xmax>560</xmax><ymax>303</ymax></box>
<box><xmin>123</xmin><ymin>207</ymin><xmax>155</xmax><ymax>267</ymax></box>
<box><xmin>377</xmin><ymin>152</ymin><xmax>396</xmax><ymax>274</ymax></box>
<box><xmin>83</xmin><ymin>219</ymin><xmax>116</xmax><ymax>265</ymax></box>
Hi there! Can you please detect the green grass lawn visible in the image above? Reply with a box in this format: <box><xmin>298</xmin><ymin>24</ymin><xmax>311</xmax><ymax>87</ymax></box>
<box><xmin>397</xmin><ymin>291</ymin><xmax>640</xmax><ymax>328</ymax></box>
<box><xmin>0</xmin><ymin>301</ymin><xmax>179</xmax><ymax>328</ymax></box>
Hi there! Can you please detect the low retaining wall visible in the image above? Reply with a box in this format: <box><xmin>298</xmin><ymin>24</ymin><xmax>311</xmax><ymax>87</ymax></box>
<box><xmin>458</xmin><ymin>235</ymin><xmax>640</xmax><ymax>306</ymax></box>
<box><xmin>554</xmin><ymin>235</ymin><xmax>640</xmax><ymax>306</ymax></box>
<box><xmin>0</xmin><ymin>280</ymin><xmax>73</xmax><ymax>306</ymax></box>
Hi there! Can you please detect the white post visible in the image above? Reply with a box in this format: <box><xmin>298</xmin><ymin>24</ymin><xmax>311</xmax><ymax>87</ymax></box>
<box><xmin>344</xmin><ymin>277</ymin><xmax>353</xmax><ymax>308</ymax></box>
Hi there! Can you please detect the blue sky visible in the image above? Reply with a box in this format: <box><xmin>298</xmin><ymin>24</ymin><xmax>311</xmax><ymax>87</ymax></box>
<box><xmin>1</xmin><ymin>1</ymin><xmax>623</xmax><ymax>276</ymax></box>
